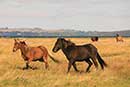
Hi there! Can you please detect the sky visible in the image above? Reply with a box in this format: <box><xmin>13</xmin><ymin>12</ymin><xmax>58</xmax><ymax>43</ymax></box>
<box><xmin>0</xmin><ymin>0</ymin><xmax>130</xmax><ymax>31</ymax></box>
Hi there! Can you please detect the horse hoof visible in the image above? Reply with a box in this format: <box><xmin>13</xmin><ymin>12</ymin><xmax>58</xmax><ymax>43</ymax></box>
<box><xmin>66</xmin><ymin>71</ymin><xmax>70</xmax><ymax>74</ymax></box>
<box><xmin>31</xmin><ymin>67</ymin><xmax>38</xmax><ymax>70</ymax></box>
<box><xmin>75</xmin><ymin>70</ymin><xmax>80</xmax><ymax>72</ymax></box>
<box><xmin>23</xmin><ymin>67</ymin><xmax>28</xmax><ymax>70</ymax></box>
<box><xmin>86</xmin><ymin>70</ymin><xmax>91</xmax><ymax>73</ymax></box>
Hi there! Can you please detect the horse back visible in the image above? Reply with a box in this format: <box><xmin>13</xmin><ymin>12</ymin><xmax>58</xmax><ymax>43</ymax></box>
<box><xmin>69</xmin><ymin>44</ymin><xmax>97</xmax><ymax>59</ymax></box>
<box><xmin>38</xmin><ymin>46</ymin><xmax>48</xmax><ymax>54</ymax></box>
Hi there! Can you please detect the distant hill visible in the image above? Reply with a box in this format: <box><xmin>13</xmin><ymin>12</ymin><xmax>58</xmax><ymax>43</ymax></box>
<box><xmin>0</xmin><ymin>28</ymin><xmax>130</xmax><ymax>37</ymax></box>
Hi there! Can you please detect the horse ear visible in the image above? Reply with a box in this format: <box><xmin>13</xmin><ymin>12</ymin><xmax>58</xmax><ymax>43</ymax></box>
<box><xmin>15</xmin><ymin>38</ymin><xmax>21</xmax><ymax>42</ymax></box>
<box><xmin>23</xmin><ymin>41</ymin><xmax>26</xmax><ymax>45</ymax></box>
<box><xmin>14</xmin><ymin>39</ymin><xmax>19</xmax><ymax>42</ymax></box>
<box><xmin>20</xmin><ymin>41</ymin><xmax>26</xmax><ymax>45</ymax></box>
<box><xmin>14</xmin><ymin>39</ymin><xmax>17</xmax><ymax>42</ymax></box>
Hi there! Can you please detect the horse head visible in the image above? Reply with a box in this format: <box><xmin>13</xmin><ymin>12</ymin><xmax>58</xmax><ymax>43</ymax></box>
<box><xmin>13</xmin><ymin>39</ymin><xmax>27</xmax><ymax>52</ymax></box>
<box><xmin>52</xmin><ymin>38</ymin><xmax>75</xmax><ymax>53</ymax></box>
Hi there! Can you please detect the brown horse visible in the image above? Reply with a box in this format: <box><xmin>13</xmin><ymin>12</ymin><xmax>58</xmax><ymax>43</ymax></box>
<box><xmin>52</xmin><ymin>38</ymin><xmax>107</xmax><ymax>73</ymax></box>
<box><xmin>13</xmin><ymin>39</ymin><xmax>59</xmax><ymax>69</ymax></box>
<box><xmin>91</xmin><ymin>36</ymin><xmax>99</xmax><ymax>42</ymax></box>
<box><xmin>116</xmin><ymin>34</ymin><xmax>124</xmax><ymax>42</ymax></box>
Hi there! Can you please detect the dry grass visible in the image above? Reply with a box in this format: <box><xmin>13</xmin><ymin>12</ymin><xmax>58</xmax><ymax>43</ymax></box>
<box><xmin>0</xmin><ymin>38</ymin><xmax>130</xmax><ymax>87</ymax></box>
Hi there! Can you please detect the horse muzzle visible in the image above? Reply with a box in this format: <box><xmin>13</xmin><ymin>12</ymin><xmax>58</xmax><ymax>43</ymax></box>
<box><xmin>52</xmin><ymin>48</ymin><xmax>58</xmax><ymax>53</ymax></box>
<box><xmin>13</xmin><ymin>49</ymin><xmax>17</xmax><ymax>52</ymax></box>
<box><xmin>52</xmin><ymin>49</ymin><xmax>56</xmax><ymax>53</ymax></box>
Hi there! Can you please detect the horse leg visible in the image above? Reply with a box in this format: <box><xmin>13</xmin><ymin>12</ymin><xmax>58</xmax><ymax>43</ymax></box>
<box><xmin>67</xmin><ymin>58</ymin><xmax>74</xmax><ymax>73</ymax></box>
<box><xmin>43</xmin><ymin>56</ymin><xmax>49</xmax><ymax>69</ymax></box>
<box><xmin>85</xmin><ymin>59</ymin><xmax>93</xmax><ymax>72</ymax></box>
<box><xmin>23</xmin><ymin>61</ymin><xmax>30</xmax><ymax>70</ymax></box>
<box><xmin>25</xmin><ymin>58</ymin><xmax>34</xmax><ymax>69</ymax></box>
<box><xmin>72</xmin><ymin>62</ymin><xmax>79</xmax><ymax>72</ymax></box>
<box><xmin>44</xmin><ymin>61</ymin><xmax>49</xmax><ymax>69</ymax></box>
<box><xmin>91</xmin><ymin>56</ymin><xmax>98</xmax><ymax>70</ymax></box>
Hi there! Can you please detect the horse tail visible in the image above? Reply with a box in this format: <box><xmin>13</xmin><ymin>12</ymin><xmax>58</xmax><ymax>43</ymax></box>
<box><xmin>48</xmin><ymin>53</ymin><xmax>60</xmax><ymax>63</ymax></box>
<box><xmin>97</xmin><ymin>52</ymin><xmax>107</xmax><ymax>69</ymax></box>
<box><xmin>38</xmin><ymin>46</ymin><xmax>60</xmax><ymax>63</ymax></box>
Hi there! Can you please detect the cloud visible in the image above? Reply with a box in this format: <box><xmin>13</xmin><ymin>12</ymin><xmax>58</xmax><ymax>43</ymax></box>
<box><xmin>0</xmin><ymin>0</ymin><xmax>130</xmax><ymax>31</ymax></box>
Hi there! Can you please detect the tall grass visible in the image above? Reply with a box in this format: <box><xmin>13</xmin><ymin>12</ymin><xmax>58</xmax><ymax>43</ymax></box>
<box><xmin>0</xmin><ymin>38</ymin><xmax>130</xmax><ymax>87</ymax></box>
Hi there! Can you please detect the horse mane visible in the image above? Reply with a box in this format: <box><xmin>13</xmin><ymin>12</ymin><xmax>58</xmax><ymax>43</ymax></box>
<box><xmin>58</xmin><ymin>38</ymin><xmax>76</xmax><ymax>47</ymax></box>
<box><xmin>66</xmin><ymin>40</ymin><xmax>76</xmax><ymax>46</ymax></box>
<box><xmin>20</xmin><ymin>41</ymin><xmax>28</xmax><ymax>46</ymax></box>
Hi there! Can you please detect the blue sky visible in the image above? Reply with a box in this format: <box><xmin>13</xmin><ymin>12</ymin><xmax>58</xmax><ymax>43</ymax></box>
<box><xmin>0</xmin><ymin>0</ymin><xmax>130</xmax><ymax>31</ymax></box>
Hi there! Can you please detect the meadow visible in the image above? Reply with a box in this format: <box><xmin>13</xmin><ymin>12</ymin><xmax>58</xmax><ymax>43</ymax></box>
<box><xmin>0</xmin><ymin>38</ymin><xmax>130</xmax><ymax>87</ymax></box>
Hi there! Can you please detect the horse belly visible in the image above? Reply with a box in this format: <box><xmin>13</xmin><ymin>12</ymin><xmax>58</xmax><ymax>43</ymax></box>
<box><xmin>34</xmin><ymin>53</ymin><xmax>43</xmax><ymax>59</ymax></box>
<box><xmin>27</xmin><ymin>49</ymin><xmax>44</xmax><ymax>60</ymax></box>
<box><xmin>33</xmin><ymin>50</ymin><xmax>44</xmax><ymax>59</ymax></box>
<box><xmin>75</xmin><ymin>57</ymin><xmax>86</xmax><ymax>61</ymax></box>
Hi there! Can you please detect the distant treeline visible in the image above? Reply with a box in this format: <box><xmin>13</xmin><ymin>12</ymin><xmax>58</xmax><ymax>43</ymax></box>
<box><xmin>1</xmin><ymin>36</ymin><xmax>130</xmax><ymax>38</ymax></box>
<box><xmin>0</xmin><ymin>28</ymin><xmax>130</xmax><ymax>38</ymax></box>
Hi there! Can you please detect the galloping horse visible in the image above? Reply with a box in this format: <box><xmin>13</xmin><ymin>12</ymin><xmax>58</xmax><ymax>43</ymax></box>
<box><xmin>13</xmin><ymin>39</ymin><xmax>59</xmax><ymax>69</ymax></box>
<box><xmin>116</xmin><ymin>34</ymin><xmax>124</xmax><ymax>42</ymax></box>
<box><xmin>52</xmin><ymin>38</ymin><xmax>107</xmax><ymax>73</ymax></box>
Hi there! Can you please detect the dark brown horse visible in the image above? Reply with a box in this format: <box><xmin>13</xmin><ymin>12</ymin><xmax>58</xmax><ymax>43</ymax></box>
<box><xmin>91</xmin><ymin>36</ymin><xmax>99</xmax><ymax>42</ymax></box>
<box><xmin>13</xmin><ymin>39</ymin><xmax>59</xmax><ymax>69</ymax></box>
<box><xmin>52</xmin><ymin>38</ymin><xmax>107</xmax><ymax>73</ymax></box>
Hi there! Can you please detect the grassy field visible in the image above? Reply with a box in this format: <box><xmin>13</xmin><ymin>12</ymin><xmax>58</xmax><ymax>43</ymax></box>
<box><xmin>0</xmin><ymin>38</ymin><xmax>130</xmax><ymax>87</ymax></box>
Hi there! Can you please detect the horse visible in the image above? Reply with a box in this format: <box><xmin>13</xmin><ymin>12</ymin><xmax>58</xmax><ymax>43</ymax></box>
<box><xmin>116</xmin><ymin>34</ymin><xmax>124</xmax><ymax>42</ymax></box>
<box><xmin>91</xmin><ymin>36</ymin><xmax>99</xmax><ymax>42</ymax></box>
<box><xmin>52</xmin><ymin>38</ymin><xmax>107</xmax><ymax>73</ymax></box>
<box><xmin>13</xmin><ymin>39</ymin><xmax>59</xmax><ymax>70</ymax></box>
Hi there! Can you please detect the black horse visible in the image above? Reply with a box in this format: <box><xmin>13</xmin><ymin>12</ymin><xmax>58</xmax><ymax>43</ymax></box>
<box><xmin>52</xmin><ymin>38</ymin><xmax>107</xmax><ymax>73</ymax></box>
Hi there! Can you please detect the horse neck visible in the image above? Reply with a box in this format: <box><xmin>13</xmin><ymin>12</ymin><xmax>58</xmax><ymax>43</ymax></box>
<box><xmin>62</xmin><ymin>48</ymin><xmax>69</xmax><ymax>59</ymax></box>
<box><xmin>61</xmin><ymin>40</ymin><xmax>75</xmax><ymax>59</ymax></box>
<box><xmin>62</xmin><ymin>48</ymin><xmax>68</xmax><ymax>55</ymax></box>
<box><xmin>61</xmin><ymin>46</ymin><xmax>73</xmax><ymax>60</ymax></box>
<box><xmin>19</xmin><ymin>45</ymin><xmax>29</xmax><ymax>55</ymax></box>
